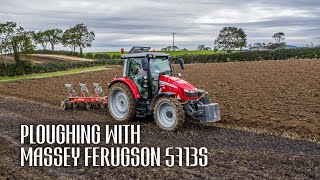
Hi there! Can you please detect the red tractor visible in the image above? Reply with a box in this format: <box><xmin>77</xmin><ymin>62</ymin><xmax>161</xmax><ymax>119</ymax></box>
<box><xmin>62</xmin><ymin>47</ymin><xmax>220</xmax><ymax>130</ymax></box>
<box><xmin>107</xmin><ymin>47</ymin><xmax>220</xmax><ymax>131</ymax></box>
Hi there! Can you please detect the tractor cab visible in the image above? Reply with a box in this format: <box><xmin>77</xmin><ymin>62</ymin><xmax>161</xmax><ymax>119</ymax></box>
<box><xmin>121</xmin><ymin>47</ymin><xmax>182</xmax><ymax>99</ymax></box>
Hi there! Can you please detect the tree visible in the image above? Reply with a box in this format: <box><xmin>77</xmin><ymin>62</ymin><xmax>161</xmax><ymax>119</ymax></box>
<box><xmin>214</xmin><ymin>27</ymin><xmax>247</xmax><ymax>52</ymax></box>
<box><xmin>0</xmin><ymin>21</ymin><xmax>34</xmax><ymax>75</ymax></box>
<box><xmin>171</xmin><ymin>46</ymin><xmax>178</xmax><ymax>51</ymax></box>
<box><xmin>161</xmin><ymin>46</ymin><xmax>178</xmax><ymax>51</ymax></box>
<box><xmin>62</xmin><ymin>27</ymin><xmax>78</xmax><ymax>53</ymax></box>
<box><xmin>18</xmin><ymin>31</ymin><xmax>35</xmax><ymax>58</ymax></box>
<box><xmin>272</xmin><ymin>32</ymin><xmax>285</xmax><ymax>44</ymax></box>
<box><xmin>197</xmin><ymin>45</ymin><xmax>210</xmax><ymax>50</ymax></box>
<box><xmin>265</xmin><ymin>42</ymin><xmax>275</xmax><ymax>50</ymax></box>
<box><xmin>197</xmin><ymin>45</ymin><xmax>205</xmax><ymax>50</ymax></box>
<box><xmin>265</xmin><ymin>42</ymin><xmax>287</xmax><ymax>50</ymax></box>
<box><xmin>0</xmin><ymin>22</ymin><xmax>18</xmax><ymax>58</ymax></box>
<box><xmin>33</xmin><ymin>31</ymin><xmax>48</xmax><ymax>50</ymax></box>
<box><xmin>262</xmin><ymin>42</ymin><xmax>266</xmax><ymax>49</ymax></box>
<box><xmin>278</xmin><ymin>42</ymin><xmax>287</xmax><ymax>49</ymax></box>
<box><xmin>0</xmin><ymin>22</ymin><xmax>28</xmax><ymax>61</ymax></box>
<box><xmin>43</xmin><ymin>29</ymin><xmax>63</xmax><ymax>51</ymax></box>
<box><xmin>253</xmin><ymin>42</ymin><xmax>263</xmax><ymax>50</ymax></box>
<box><xmin>62</xmin><ymin>23</ymin><xmax>95</xmax><ymax>56</ymax></box>
<box><xmin>248</xmin><ymin>43</ymin><xmax>265</xmax><ymax>51</ymax></box>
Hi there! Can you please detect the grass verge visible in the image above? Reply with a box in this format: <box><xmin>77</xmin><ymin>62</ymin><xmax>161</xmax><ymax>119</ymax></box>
<box><xmin>0</xmin><ymin>66</ymin><xmax>108</xmax><ymax>83</ymax></box>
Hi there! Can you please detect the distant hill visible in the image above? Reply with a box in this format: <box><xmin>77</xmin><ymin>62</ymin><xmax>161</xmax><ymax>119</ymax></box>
<box><xmin>287</xmin><ymin>45</ymin><xmax>299</xmax><ymax>49</ymax></box>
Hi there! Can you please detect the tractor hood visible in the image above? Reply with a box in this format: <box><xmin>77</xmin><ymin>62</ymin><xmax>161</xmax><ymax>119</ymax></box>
<box><xmin>159</xmin><ymin>75</ymin><xmax>197</xmax><ymax>92</ymax></box>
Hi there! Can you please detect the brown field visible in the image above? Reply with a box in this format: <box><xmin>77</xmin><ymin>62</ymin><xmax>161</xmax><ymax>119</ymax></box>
<box><xmin>0</xmin><ymin>59</ymin><xmax>319</xmax><ymax>142</ymax></box>
<box><xmin>0</xmin><ymin>54</ymin><xmax>92</xmax><ymax>64</ymax></box>
<box><xmin>0</xmin><ymin>59</ymin><xmax>319</xmax><ymax>178</ymax></box>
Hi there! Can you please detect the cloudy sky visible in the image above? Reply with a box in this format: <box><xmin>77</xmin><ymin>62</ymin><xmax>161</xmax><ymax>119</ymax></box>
<box><xmin>1</xmin><ymin>0</ymin><xmax>320</xmax><ymax>51</ymax></box>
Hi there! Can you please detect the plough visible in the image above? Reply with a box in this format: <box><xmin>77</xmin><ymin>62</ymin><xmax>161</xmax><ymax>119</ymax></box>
<box><xmin>61</xmin><ymin>83</ymin><xmax>108</xmax><ymax>110</ymax></box>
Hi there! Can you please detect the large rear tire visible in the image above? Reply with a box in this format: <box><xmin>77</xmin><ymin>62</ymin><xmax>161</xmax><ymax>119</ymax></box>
<box><xmin>108</xmin><ymin>83</ymin><xmax>136</xmax><ymax>122</ymax></box>
<box><xmin>153</xmin><ymin>96</ymin><xmax>185</xmax><ymax>131</ymax></box>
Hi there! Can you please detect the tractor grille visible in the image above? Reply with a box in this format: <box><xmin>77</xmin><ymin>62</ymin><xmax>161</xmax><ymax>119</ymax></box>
<box><xmin>186</xmin><ymin>92</ymin><xmax>198</xmax><ymax>98</ymax></box>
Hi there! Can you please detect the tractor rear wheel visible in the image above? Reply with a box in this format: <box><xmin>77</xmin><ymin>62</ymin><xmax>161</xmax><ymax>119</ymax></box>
<box><xmin>153</xmin><ymin>96</ymin><xmax>185</xmax><ymax>131</ymax></box>
<box><xmin>108</xmin><ymin>83</ymin><xmax>136</xmax><ymax>122</ymax></box>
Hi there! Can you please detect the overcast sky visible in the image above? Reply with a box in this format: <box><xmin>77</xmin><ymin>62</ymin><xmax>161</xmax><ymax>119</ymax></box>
<box><xmin>1</xmin><ymin>0</ymin><xmax>320</xmax><ymax>51</ymax></box>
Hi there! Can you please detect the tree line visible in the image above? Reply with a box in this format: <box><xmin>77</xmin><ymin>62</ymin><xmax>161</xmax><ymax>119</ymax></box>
<box><xmin>162</xmin><ymin>27</ymin><xmax>288</xmax><ymax>52</ymax></box>
<box><xmin>213</xmin><ymin>27</ymin><xmax>287</xmax><ymax>51</ymax></box>
<box><xmin>0</xmin><ymin>22</ymin><xmax>95</xmax><ymax>63</ymax></box>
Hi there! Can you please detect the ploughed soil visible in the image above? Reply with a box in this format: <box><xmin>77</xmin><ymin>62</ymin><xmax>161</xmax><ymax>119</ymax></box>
<box><xmin>0</xmin><ymin>59</ymin><xmax>319</xmax><ymax>178</ymax></box>
<box><xmin>0</xmin><ymin>54</ymin><xmax>92</xmax><ymax>64</ymax></box>
<box><xmin>0</xmin><ymin>59</ymin><xmax>319</xmax><ymax>142</ymax></box>
<box><xmin>0</xmin><ymin>96</ymin><xmax>319</xmax><ymax>179</ymax></box>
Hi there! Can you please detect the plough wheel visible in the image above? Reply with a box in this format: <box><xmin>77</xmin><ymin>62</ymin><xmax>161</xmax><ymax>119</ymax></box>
<box><xmin>99</xmin><ymin>102</ymin><xmax>106</xmax><ymax>109</ymax></box>
<box><xmin>72</xmin><ymin>102</ymin><xmax>78</xmax><ymax>110</ymax></box>
<box><xmin>85</xmin><ymin>103</ymin><xmax>92</xmax><ymax>110</ymax></box>
<box><xmin>61</xmin><ymin>101</ymin><xmax>67</xmax><ymax>110</ymax></box>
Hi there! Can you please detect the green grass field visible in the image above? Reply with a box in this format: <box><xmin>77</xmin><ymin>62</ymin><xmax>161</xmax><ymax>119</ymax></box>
<box><xmin>87</xmin><ymin>50</ymin><xmax>228</xmax><ymax>57</ymax></box>
<box><xmin>0</xmin><ymin>66</ymin><xmax>107</xmax><ymax>83</ymax></box>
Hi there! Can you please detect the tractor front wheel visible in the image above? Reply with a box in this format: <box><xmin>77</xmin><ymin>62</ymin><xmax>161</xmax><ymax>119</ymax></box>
<box><xmin>108</xmin><ymin>83</ymin><xmax>136</xmax><ymax>122</ymax></box>
<box><xmin>153</xmin><ymin>96</ymin><xmax>185</xmax><ymax>131</ymax></box>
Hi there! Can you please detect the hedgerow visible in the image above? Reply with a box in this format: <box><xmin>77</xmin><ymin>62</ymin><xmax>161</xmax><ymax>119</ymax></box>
<box><xmin>33</xmin><ymin>50</ymin><xmax>120</xmax><ymax>59</ymax></box>
<box><xmin>33</xmin><ymin>50</ymin><xmax>80</xmax><ymax>57</ymax></box>
<box><xmin>0</xmin><ymin>59</ymin><xmax>123</xmax><ymax>76</ymax></box>
<box><xmin>1</xmin><ymin>48</ymin><xmax>319</xmax><ymax>77</ymax></box>
<box><xmin>181</xmin><ymin>48</ymin><xmax>320</xmax><ymax>64</ymax></box>
<box><xmin>94</xmin><ymin>54</ymin><xmax>111</xmax><ymax>60</ymax></box>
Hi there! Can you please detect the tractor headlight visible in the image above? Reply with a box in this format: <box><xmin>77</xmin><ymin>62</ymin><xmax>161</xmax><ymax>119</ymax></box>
<box><xmin>184</xmin><ymin>89</ymin><xmax>198</xmax><ymax>98</ymax></box>
<box><xmin>184</xmin><ymin>89</ymin><xmax>196</xmax><ymax>93</ymax></box>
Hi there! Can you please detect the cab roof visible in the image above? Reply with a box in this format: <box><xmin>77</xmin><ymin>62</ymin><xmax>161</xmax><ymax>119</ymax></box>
<box><xmin>121</xmin><ymin>52</ymin><xmax>170</xmax><ymax>59</ymax></box>
<box><xmin>121</xmin><ymin>46</ymin><xmax>170</xmax><ymax>59</ymax></box>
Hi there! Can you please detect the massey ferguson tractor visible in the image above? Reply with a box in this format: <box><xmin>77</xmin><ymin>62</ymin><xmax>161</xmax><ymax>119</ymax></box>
<box><xmin>62</xmin><ymin>47</ymin><xmax>220</xmax><ymax>131</ymax></box>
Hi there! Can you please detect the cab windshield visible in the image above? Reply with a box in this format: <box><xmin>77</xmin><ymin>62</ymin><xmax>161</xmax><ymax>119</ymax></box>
<box><xmin>150</xmin><ymin>57</ymin><xmax>173</xmax><ymax>76</ymax></box>
<box><xmin>127</xmin><ymin>56</ymin><xmax>173</xmax><ymax>97</ymax></box>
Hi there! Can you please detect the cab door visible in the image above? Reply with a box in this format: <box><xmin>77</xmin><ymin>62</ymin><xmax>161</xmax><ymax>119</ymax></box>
<box><xmin>127</xmin><ymin>58</ymin><xmax>148</xmax><ymax>98</ymax></box>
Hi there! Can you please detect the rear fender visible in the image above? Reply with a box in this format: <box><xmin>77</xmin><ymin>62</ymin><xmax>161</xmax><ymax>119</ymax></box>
<box><xmin>108</xmin><ymin>77</ymin><xmax>141</xmax><ymax>99</ymax></box>
<box><xmin>150</xmin><ymin>92</ymin><xmax>176</xmax><ymax>110</ymax></box>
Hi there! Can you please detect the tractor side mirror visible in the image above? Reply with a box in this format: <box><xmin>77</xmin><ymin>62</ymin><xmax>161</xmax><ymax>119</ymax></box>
<box><xmin>142</xmin><ymin>57</ymin><xmax>149</xmax><ymax>71</ymax></box>
<box><xmin>178</xmin><ymin>58</ymin><xmax>185</xmax><ymax>70</ymax></box>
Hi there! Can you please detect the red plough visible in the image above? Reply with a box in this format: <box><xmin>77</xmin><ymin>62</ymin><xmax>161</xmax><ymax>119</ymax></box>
<box><xmin>61</xmin><ymin>83</ymin><xmax>108</xmax><ymax>110</ymax></box>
